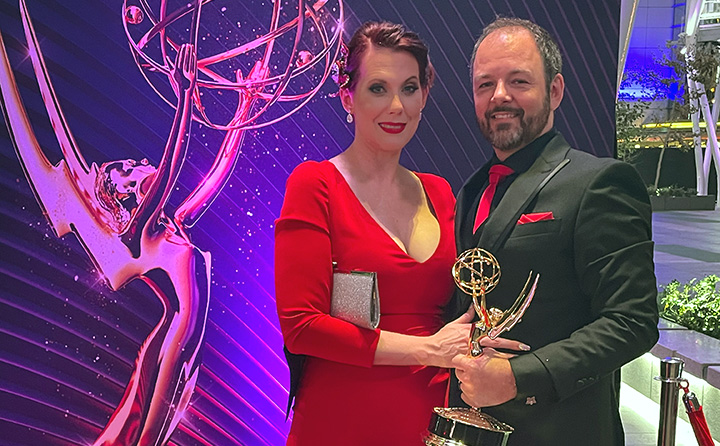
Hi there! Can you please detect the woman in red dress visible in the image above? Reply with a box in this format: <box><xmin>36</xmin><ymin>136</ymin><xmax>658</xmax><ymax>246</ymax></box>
<box><xmin>275</xmin><ymin>22</ymin><xmax>521</xmax><ymax>445</ymax></box>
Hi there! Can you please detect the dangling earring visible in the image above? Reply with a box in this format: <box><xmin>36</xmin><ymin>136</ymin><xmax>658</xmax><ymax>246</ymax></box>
<box><xmin>419</xmin><ymin>112</ymin><xmax>423</xmax><ymax>121</ymax></box>
<box><xmin>346</xmin><ymin>113</ymin><xmax>354</xmax><ymax>123</ymax></box>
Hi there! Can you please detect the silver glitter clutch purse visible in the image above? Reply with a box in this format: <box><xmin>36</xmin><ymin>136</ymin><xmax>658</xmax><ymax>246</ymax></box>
<box><xmin>330</xmin><ymin>269</ymin><xmax>380</xmax><ymax>329</ymax></box>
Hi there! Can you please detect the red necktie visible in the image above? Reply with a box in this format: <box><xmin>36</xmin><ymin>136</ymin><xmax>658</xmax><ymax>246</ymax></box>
<box><xmin>473</xmin><ymin>164</ymin><xmax>514</xmax><ymax>232</ymax></box>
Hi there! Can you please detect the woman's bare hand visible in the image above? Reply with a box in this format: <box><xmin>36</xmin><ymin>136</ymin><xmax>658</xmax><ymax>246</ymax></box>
<box><xmin>425</xmin><ymin>306</ymin><xmax>474</xmax><ymax>368</ymax></box>
<box><xmin>480</xmin><ymin>335</ymin><xmax>531</xmax><ymax>353</ymax></box>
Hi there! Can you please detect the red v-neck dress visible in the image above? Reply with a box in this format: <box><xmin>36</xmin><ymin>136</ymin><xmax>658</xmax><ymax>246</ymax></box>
<box><xmin>275</xmin><ymin>160</ymin><xmax>457</xmax><ymax>445</ymax></box>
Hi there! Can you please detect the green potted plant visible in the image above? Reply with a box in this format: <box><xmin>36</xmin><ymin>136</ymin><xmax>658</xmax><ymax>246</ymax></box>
<box><xmin>648</xmin><ymin>184</ymin><xmax>717</xmax><ymax>211</ymax></box>
<box><xmin>659</xmin><ymin>274</ymin><xmax>720</xmax><ymax>340</ymax></box>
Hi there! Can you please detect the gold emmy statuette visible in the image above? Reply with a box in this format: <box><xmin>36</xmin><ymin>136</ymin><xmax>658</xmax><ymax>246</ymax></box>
<box><xmin>424</xmin><ymin>248</ymin><xmax>540</xmax><ymax>446</ymax></box>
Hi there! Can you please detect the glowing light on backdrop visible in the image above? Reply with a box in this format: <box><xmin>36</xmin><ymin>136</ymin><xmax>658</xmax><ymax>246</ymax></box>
<box><xmin>0</xmin><ymin>0</ymin><xmax>342</xmax><ymax>444</ymax></box>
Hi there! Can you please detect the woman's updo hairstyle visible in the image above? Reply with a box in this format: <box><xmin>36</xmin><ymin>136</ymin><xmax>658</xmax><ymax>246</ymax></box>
<box><xmin>337</xmin><ymin>21</ymin><xmax>435</xmax><ymax>92</ymax></box>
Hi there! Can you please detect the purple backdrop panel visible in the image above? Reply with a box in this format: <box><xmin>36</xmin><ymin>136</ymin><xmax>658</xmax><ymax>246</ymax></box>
<box><xmin>0</xmin><ymin>0</ymin><xmax>618</xmax><ymax>445</ymax></box>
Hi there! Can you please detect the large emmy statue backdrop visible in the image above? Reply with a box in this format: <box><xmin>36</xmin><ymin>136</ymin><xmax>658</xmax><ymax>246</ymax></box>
<box><xmin>0</xmin><ymin>1</ymin><xmax>618</xmax><ymax>445</ymax></box>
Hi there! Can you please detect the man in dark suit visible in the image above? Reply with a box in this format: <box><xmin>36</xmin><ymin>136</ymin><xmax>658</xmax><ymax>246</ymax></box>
<box><xmin>448</xmin><ymin>17</ymin><xmax>659</xmax><ymax>445</ymax></box>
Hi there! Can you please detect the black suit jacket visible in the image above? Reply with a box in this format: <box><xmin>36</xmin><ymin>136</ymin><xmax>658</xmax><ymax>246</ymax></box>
<box><xmin>449</xmin><ymin>133</ymin><xmax>659</xmax><ymax>446</ymax></box>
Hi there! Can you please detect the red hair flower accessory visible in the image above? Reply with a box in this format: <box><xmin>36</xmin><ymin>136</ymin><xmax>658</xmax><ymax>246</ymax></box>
<box><xmin>330</xmin><ymin>42</ymin><xmax>350</xmax><ymax>95</ymax></box>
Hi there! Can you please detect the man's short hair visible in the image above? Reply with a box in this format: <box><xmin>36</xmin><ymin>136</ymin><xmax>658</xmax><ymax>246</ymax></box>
<box><xmin>471</xmin><ymin>17</ymin><xmax>562</xmax><ymax>91</ymax></box>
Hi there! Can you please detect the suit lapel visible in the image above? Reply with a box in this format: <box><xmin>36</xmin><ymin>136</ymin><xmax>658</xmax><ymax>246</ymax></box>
<box><xmin>478</xmin><ymin>134</ymin><xmax>572</xmax><ymax>250</ymax></box>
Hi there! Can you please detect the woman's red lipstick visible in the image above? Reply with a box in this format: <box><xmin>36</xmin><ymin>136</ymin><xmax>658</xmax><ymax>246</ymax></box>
<box><xmin>378</xmin><ymin>122</ymin><xmax>406</xmax><ymax>134</ymax></box>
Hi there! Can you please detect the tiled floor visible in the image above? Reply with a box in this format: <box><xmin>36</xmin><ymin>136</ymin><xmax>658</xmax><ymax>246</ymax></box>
<box><xmin>652</xmin><ymin>210</ymin><xmax>720</xmax><ymax>287</ymax></box>
<box><xmin>622</xmin><ymin>209</ymin><xmax>720</xmax><ymax>446</ymax></box>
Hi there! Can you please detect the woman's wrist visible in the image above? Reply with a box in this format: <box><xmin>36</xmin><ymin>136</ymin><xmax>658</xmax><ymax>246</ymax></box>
<box><xmin>413</xmin><ymin>333</ymin><xmax>436</xmax><ymax>366</ymax></box>
<box><xmin>374</xmin><ymin>330</ymin><xmax>435</xmax><ymax>366</ymax></box>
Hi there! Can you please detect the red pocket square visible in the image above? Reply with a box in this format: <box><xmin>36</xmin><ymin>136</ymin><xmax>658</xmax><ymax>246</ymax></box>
<box><xmin>517</xmin><ymin>212</ymin><xmax>554</xmax><ymax>225</ymax></box>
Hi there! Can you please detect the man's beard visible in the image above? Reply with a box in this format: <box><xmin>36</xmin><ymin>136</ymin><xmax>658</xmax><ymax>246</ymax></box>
<box><xmin>477</xmin><ymin>94</ymin><xmax>550</xmax><ymax>152</ymax></box>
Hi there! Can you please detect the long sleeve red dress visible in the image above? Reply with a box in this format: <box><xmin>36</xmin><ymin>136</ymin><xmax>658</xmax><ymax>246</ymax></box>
<box><xmin>275</xmin><ymin>160</ymin><xmax>457</xmax><ymax>446</ymax></box>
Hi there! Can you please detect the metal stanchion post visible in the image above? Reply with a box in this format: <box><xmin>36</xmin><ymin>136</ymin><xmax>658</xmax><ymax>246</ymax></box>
<box><xmin>656</xmin><ymin>357</ymin><xmax>685</xmax><ymax>446</ymax></box>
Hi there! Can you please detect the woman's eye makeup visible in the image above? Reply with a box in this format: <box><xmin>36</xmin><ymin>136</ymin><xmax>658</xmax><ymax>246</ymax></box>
<box><xmin>367</xmin><ymin>83</ymin><xmax>419</xmax><ymax>94</ymax></box>
<box><xmin>403</xmin><ymin>84</ymin><xmax>419</xmax><ymax>94</ymax></box>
